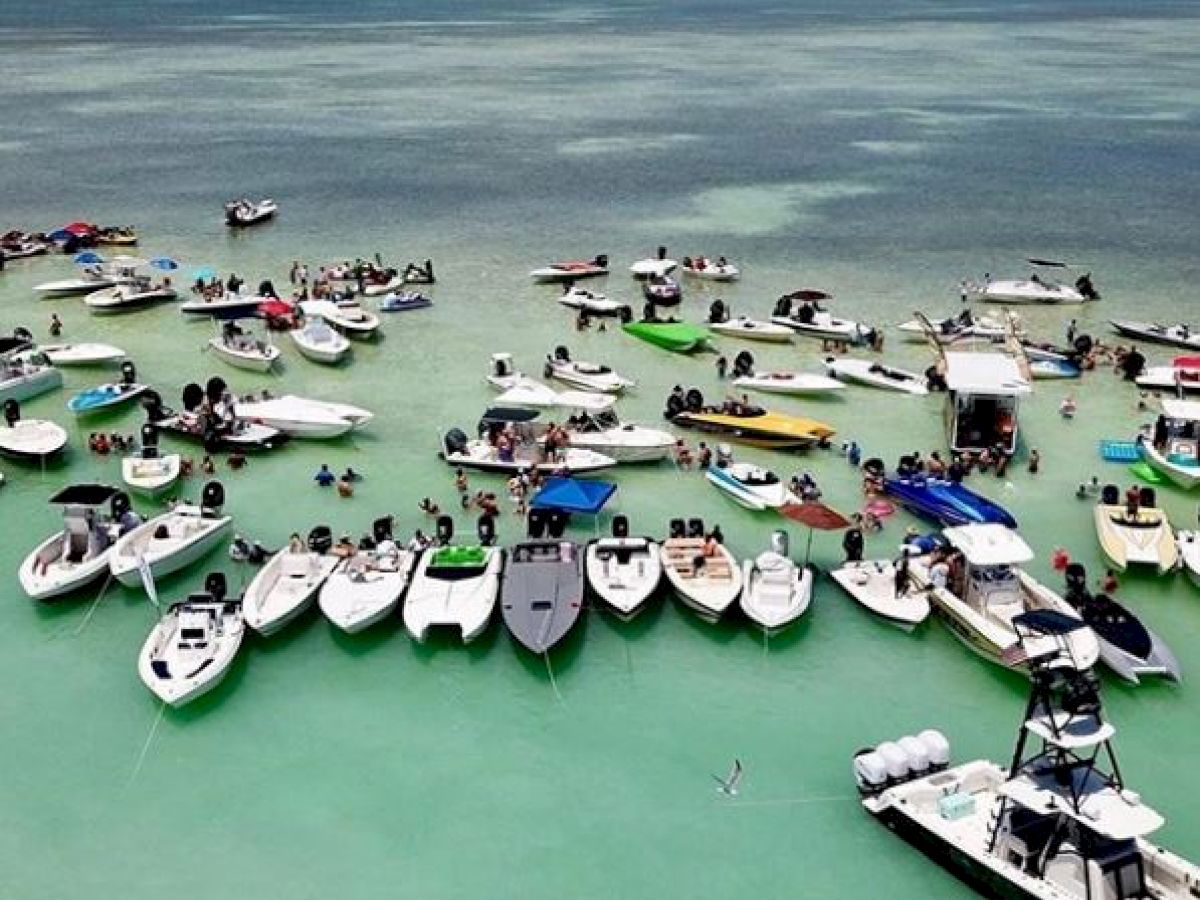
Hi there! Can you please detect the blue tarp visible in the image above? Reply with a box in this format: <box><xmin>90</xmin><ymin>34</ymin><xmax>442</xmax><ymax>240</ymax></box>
<box><xmin>532</xmin><ymin>477</ymin><xmax>616</xmax><ymax>515</ymax></box>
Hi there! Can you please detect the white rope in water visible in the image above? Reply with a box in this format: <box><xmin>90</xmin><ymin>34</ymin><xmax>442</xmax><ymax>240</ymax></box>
<box><xmin>127</xmin><ymin>701</ymin><xmax>167</xmax><ymax>786</ymax></box>
<box><xmin>74</xmin><ymin>570</ymin><xmax>115</xmax><ymax>636</ymax></box>
<box><xmin>543</xmin><ymin>650</ymin><xmax>564</xmax><ymax>704</ymax></box>
<box><xmin>717</xmin><ymin>794</ymin><xmax>848</xmax><ymax>809</ymax></box>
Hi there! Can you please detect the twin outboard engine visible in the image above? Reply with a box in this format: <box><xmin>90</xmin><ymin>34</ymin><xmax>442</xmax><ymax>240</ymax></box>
<box><xmin>546</xmin><ymin>509</ymin><xmax>568</xmax><ymax>539</ymax></box>
<box><xmin>642</xmin><ymin>301</ymin><xmax>658</xmax><ymax>322</ymax></box>
<box><xmin>1139</xmin><ymin>486</ymin><xmax>1156</xmax><ymax>507</ymax></box>
<box><xmin>259</xmin><ymin>279</ymin><xmax>278</xmax><ymax>299</ymax></box>
<box><xmin>684</xmin><ymin>388</ymin><xmax>704</xmax><ymax>413</ymax></box>
<box><xmin>110</xmin><ymin>491</ymin><xmax>131</xmax><ymax>520</ymax></box>
<box><xmin>773</xmin><ymin>295</ymin><xmax>792</xmax><ymax>317</ymax></box>
<box><xmin>732</xmin><ymin>351</ymin><xmax>754</xmax><ymax>378</ymax></box>
<box><xmin>492</xmin><ymin>354</ymin><xmax>514</xmax><ymax>378</ymax></box>
<box><xmin>708</xmin><ymin>299</ymin><xmax>728</xmax><ymax>324</ymax></box>
<box><xmin>443</xmin><ymin>428</ymin><xmax>468</xmax><ymax>457</ymax></box>
<box><xmin>3</xmin><ymin>398</ymin><xmax>20</xmax><ymax>426</ymax></box>
<box><xmin>1064</xmin><ymin>562</ymin><xmax>1088</xmax><ymax>602</ymax></box>
<box><xmin>853</xmin><ymin>729</ymin><xmax>951</xmax><ymax>796</ymax></box>
<box><xmin>141</xmin><ymin>391</ymin><xmax>166</xmax><ymax>422</ymax></box>
<box><xmin>477</xmin><ymin>514</ymin><xmax>496</xmax><ymax>547</ymax></box>
<box><xmin>435</xmin><ymin>515</ymin><xmax>454</xmax><ymax>547</ymax></box>
<box><xmin>618</xmin><ymin>305</ymin><xmax>633</xmax><ymax>324</ymax></box>
<box><xmin>205</xmin><ymin>376</ymin><xmax>227</xmax><ymax>405</ymax></box>
<box><xmin>308</xmin><ymin>525</ymin><xmax>333</xmax><ymax>555</ymax></box>
<box><xmin>140</xmin><ymin>423</ymin><xmax>159</xmax><ymax>458</ymax></box>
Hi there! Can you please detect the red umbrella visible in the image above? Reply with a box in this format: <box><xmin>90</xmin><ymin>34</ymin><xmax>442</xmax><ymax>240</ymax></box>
<box><xmin>257</xmin><ymin>299</ymin><xmax>294</xmax><ymax>318</ymax></box>
<box><xmin>779</xmin><ymin>501</ymin><xmax>852</xmax><ymax>563</ymax></box>
<box><xmin>61</xmin><ymin>221</ymin><xmax>96</xmax><ymax>236</ymax></box>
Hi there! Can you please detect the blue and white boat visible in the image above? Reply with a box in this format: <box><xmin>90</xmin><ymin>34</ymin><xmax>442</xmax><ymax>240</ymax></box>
<box><xmin>884</xmin><ymin>475</ymin><xmax>1017</xmax><ymax>528</ymax></box>
<box><xmin>377</xmin><ymin>290</ymin><xmax>432</xmax><ymax>313</ymax></box>
<box><xmin>66</xmin><ymin>362</ymin><xmax>148</xmax><ymax>415</ymax></box>
<box><xmin>706</xmin><ymin>462</ymin><xmax>796</xmax><ymax>511</ymax></box>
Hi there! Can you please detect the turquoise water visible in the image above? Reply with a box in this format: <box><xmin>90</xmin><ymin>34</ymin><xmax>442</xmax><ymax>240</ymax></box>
<box><xmin>2</xmin><ymin>3</ymin><xmax>1200</xmax><ymax>898</ymax></box>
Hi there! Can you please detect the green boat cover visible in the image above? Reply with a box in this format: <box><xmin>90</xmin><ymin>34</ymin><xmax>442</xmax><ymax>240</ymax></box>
<box><xmin>622</xmin><ymin>320</ymin><xmax>709</xmax><ymax>352</ymax></box>
<box><xmin>431</xmin><ymin>546</ymin><xmax>487</xmax><ymax>568</ymax></box>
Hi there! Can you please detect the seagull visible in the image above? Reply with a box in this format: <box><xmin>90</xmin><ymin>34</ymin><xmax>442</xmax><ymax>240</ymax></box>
<box><xmin>712</xmin><ymin>759</ymin><xmax>743</xmax><ymax>796</ymax></box>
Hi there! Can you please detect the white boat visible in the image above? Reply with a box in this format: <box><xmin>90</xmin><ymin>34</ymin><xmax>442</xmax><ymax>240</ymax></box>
<box><xmin>740</xmin><ymin>532</ymin><xmax>811</xmax><ymax>633</ymax></box>
<box><xmin>319</xmin><ymin>537</ymin><xmax>416</xmax><ymax>633</ymax></box>
<box><xmin>1093</xmin><ymin>485</ymin><xmax>1177</xmax><ymax>574</ymax></box>
<box><xmin>207</xmin><ymin>322</ymin><xmax>280</xmax><ymax>373</ymax></box>
<box><xmin>629</xmin><ymin>251</ymin><xmax>677</xmax><ymax>280</ymax></box>
<box><xmin>361</xmin><ymin>275</ymin><xmax>404</xmax><ymax>297</ymax></box>
<box><xmin>0</xmin><ymin>354</ymin><xmax>62</xmax><ymax>404</ymax></box>
<box><xmin>824</xmin><ymin>357</ymin><xmax>929</xmax><ymax>395</ymax></box>
<box><xmin>233</xmin><ymin>394</ymin><xmax>372</xmax><ymax>438</ymax></box>
<box><xmin>289</xmin><ymin>316</ymin><xmax>350</xmax><ymax>364</ymax></box>
<box><xmin>855</xmin><ymin>650</ymin><xmax>1200</xmax><ymax>900</ymax></box>
<box><xmin>530</xmin><ymin>255</ymin><xmax>608</xmax><ymax>283</ymax></box>
<box><xmin>556</xmin><ymin>286</ymin><xmax>628</xmax><ymax>317</ymax></box>
<box><xmin>84</xmin><ymin>281</ymin><xmax>177</xmax><ymax>314</ymax></box>
<box><xmin>178</xmin><ymin>293</ymin><xmax>267</xmax><ymax>317</ymax></box>
<box><xmin>543</xmin><ymin>347</ymin><xmax>634</xmax><ymax>393</ymax></box>
<box><xmin>243</xmin><ymin>527</ymin><xmax>339</xmax><ymax>636</ymax></box>
<box><xmin>680</xmin><ymin>256</ymin><xmax>739</xmax><ymax>281</ymax></box>
<box><xmin>487</xmin><ymin>354</ymin><xmax>616</xmax><ymax>413</ymax></box>
<box><xmin>138</xmin><ymin>573</ymin><xmax>245</xmax><ymax>707</ymax></box>
<box><xmin>1138</xmin><ymin>399</ymin><xmax>1200</xmax><ymax>488</ymax></box>
<box><xmin>108</xmin><ymin>483</ymin><xmax>232</xmax><ymax>588</ymax></box>
<box><xmin>897</xmin><ymin>311</ymin><xmax>1012</xmax><ymax>344</ymax></box>
<box><xmin>18</xmin><ymin>484</ymin><xmax>133</xmax><ymax>601</ymax></box>
<box><xmin>38</xmin><ymin>342</ymin><xmax>126</xmax><ymax>366</ymax></box>
<box><xmin>441</xmin><ymin>426</ymin><xmax>617</xmax><ymax>475</ymax></box>
<box><xmin>732</xmin><ymin>371</ymin><xmax>845</xmax><ymax>396</ymax></box>
<box><xmin>967</xmin><ymin>261</ymin><xmax>1098</xmax><ymax>304</ymax></box>
<box><xmin>2</xmin><ymin>238</ymin><xmax>50</xmax><ymax>259</ymax></box>
<box><xmin>404</xmin><ymin>521</ymin><xmax>503</xmax><ymax>643</ymax></box>
<box><xmin>121</xmin><ymin>431</ymin><xmax>182</xmax><ymax>499</ymax></box>
<box><xmin>562</xmin><ymin>410</ymin><xmax>674</xmax><ymax>463</ymax></box>
<box><xmin>1136</xmin><ymin>365</ymin><xmax>1200</xmax><ymax>394</ymax></box>
<box><xmin>660</xmin><ymin>519</ymin><xmax>742</xmax><ymax>622</ymax></box>
<box><xmin>0</xmin><ymin>400</ymin><xmax>67</xmax><ymax>460</ymax></box>
<box><xmin>706</xmin><ymin>461</ymin><xmax>796</xmax><ymax>511</ymax></box>
<box><xmin>33</xmin><ymin>269</ymin><xmax>118</xmax><ymax>297</ymax></box>
<box><xmin>772</xmin><ymin>308</ymin><xmax>874</xmax><ymax>343</ymax></box>
<box><xmin>1111</xmin><ymin>320</ymin><xmax>1200</xmax><ymax>351</ymax></box>
<box><xmin>298</xmin><ymin>298</ymin><xmax>380</xmax><ymax>339</ymax></box>
<box><xmin>943</xmin><ymin>350</ymin><xmax>1031</xmax><ymax>455</ymax></box>
<box><xmin>585</xmin><ymin>517</ymin><xmax>661</xmax><ymax>619</ymax></box>
<box><xmin>908</xmin><ymin>524</ymin><xmax>1099</xmax><ymax>670</ymax></box>
<box><xmin>224</xmin><ymin>197</ymin><xmax>277</xmax><ymax>227</ymax></box>
<box><xmin>830</xmin><ymin>558</ymin><xmax>932</xmax><ymax>630</ymax></box>
<box><xmin>1177</xmin><ymin>531</ymin><xmax>1200</xmax><ymax>587</ymax></box>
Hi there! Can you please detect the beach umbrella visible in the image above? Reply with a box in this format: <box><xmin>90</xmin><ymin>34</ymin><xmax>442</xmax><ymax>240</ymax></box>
<box><xmin>257</xmin><ymin>299</ymin><xmax>295</xmax><ymax>320</ymax></box>
<box><xmin>778</xmin><ymin>500</ymin><xmax>852</xmax><ymax>564</ymax></box>
<box><xmin>191</xmin><ymin>265</ymin><xmax>217</xmax><ymax>282</ymax></box>
<box><xmin>61</xmin><ymin>221</ymin><xmax>95</xmax><ymax>236</ymax></box>
<box><xmin>72</xmin><ymin>251</ymin><xmax>105</xmax><ymax>265</ymax></box>
<box><xmin>149</xmin><ymin>256</ymin><xmax>179</xmax><ymax>271</ymax></box>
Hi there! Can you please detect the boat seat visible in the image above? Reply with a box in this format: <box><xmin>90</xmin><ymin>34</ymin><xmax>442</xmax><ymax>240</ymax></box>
<box><xmin>755</xmin><ymin>568</ymin><xmax>795</xmax><ymax>606</ymax></box>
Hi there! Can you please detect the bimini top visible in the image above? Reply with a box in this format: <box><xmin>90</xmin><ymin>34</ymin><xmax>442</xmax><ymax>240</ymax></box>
<box><xmin>1160</xmin><ymin>397</ymin><xmax>1200</xmax><ymax>422</ymax></box>
<box><xmin>942</xmin><ymin>523</ymin><xmax>1034</xmax><ymax>566</ymax></box>
<box><xmin>47</xmin><ymin>483</ymin><xmax>122</xmax><ymax>506</ymax></box>
<box><xmin>479</xmin><ymin>406</ymin><xmax>542</xmax><ymax>426</ymax></box>
<box><xmin>532</xmin><ymin>477</ymin><xmax>617</xmax><ymax>515</ymax></box>
<box><xmin>944</xmin><ymin>351</ymin><xmax>1031</xmax><ymax>396</ymax></box>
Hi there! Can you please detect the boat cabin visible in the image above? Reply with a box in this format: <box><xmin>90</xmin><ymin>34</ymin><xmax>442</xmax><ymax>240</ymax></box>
<box><xmin>1150</xmin><ymin>398</ymin><xmax>1200</xmax><ymax>469</ymax></box>
<box><xmin>939</xmin><ymin>524</ymin><xmax>1034</xmax><ymax>614</ymax></box>
<box><xmin>943</xmin><ymin>351</ymin><xmax>1030</xmax><ymax>454</ymax></box>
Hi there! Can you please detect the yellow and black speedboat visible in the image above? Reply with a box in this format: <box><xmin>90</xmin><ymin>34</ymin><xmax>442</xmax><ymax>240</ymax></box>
<box><xmin>665</xmin><ymin>388</ymin><xmax>835</xmax><ymax>450</ymax></box>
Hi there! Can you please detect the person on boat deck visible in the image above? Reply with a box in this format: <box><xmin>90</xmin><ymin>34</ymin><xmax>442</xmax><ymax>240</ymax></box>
<box><xmin>1120</xmin><ymin>345</ymin><xmax>1146</xmax><ymax>380</ymax></box>
<box><xmin>1124</xmin><ymin>484</ymin><xmax>1141</xmax><ymax>518</ymax></box>
<box><xmin>893</xmin><ymin>553</ymin><xmax>911</xmax><ymax>596</ymax></box>
<box><xmin>926</xmin><ymin>452</ymin><xmax>946</xmax><ymax>476</ymax></box>
<box><xmin>314</xmin><ymin>464</ymin><xmax>336</xmax><ymax>487</ymax></box>
<box><xmin>288</xmin><ymin>533</ymin><xmax>304</xmax><ymax>553</ymax></box>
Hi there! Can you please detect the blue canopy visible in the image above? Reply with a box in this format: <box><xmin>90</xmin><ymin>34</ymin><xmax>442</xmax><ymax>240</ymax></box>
<box><xmin>532</xmin><ymin>477</ymin><xmax>616</xmax><ymax>515</ymax></box>
<box><xmin>149</xmin><ymin>256</ymin><xmax>179</xmax><ymax>271</ymax></box>
<box><xmin>191</xmin><ymin>265</ymin><xmax>218</xmax><ymax>281</ymax></box>
<box><xmin>73</xmin><ymin>250</ymin><xmax>105</xmax><ymax>265</ymax></box>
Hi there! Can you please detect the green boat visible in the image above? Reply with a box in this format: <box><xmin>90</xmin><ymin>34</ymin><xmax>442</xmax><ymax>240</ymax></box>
<box><xmin>622</xmin><ymin>320</ymin><xmax>711</xmax><ymax>353</ymax></box>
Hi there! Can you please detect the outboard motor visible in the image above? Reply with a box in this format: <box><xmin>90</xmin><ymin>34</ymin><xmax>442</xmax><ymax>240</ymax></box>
<box><xmin>308</xmin><ymin>525</ymin><xmax>333</xmax><ymax>555</ymax></box>
<box><xmin>3</xmin><ymin>399</ymin><xmax>20</xmax><ymax>426</ymax></box>
<box><xmin>708</xmin><ymin>299</ymin><xmax>728</xmax><ymax>324</ymax></box>
<box><xmin>477</xmin><ymin>514</ymin><xmax>496</xmax><ymax>547</ymax></box>
<box><xmin>435</xmin><ymin>515</ymin><xmax>454</xmax><ymax>547</ymax></box>
<box><xmin>594</xmin><ymin>254</ymin><xmax>609</xmax><ymax>268</ymax></box>
<box><xmin>258</xmin><ymin>279</ymin><xmax>278</xmax><ymax>299</ymax></box>
<box><xmin>12</xmin><ymin>326</ymin><xmax>33</xmax><ymax>345</ymax></box>
<box><xmin>687</xmin><ymin>518</ymin><xmax>705</xmax><ymax>539</ymax></box>
<box><xmin>554</xmin><ymin>345</ymin><xmax>570</xmax><ymax>362</ymax></box>
<box><xmin>656</xmin><ymin>245</ymin><xmax>668</xmax><ymax>261</ymax></box>
<box><xmin>773</xmin><ymin>295</ymin><xmax>792</xmax><ymax>317</ymax></box>
<box><xmin>443</xmin><ymin>428</ymin><xmax>468</xmax><ymax>456</ymax></box>
<box><xmin>664</xmin><ymin>392</ymin><xmax>685</xmax><ymax>419</ymax></box>
<box><xmin>853</xmin><ymin>748</ymin><xmax>890</xmax><ymax>796</ymax></box>
<box><xmin>711</xmin><ymin>524</ymin><xmax>724</xmax><ymax>544</ymax></box>
<box><xmin>205</xmin><ymin>376</ymin><xmax>227</xmax><ymax>405</ymax></box>
<box><xmin>201</xmin><ymin>481</ymin><xmax>225</xmax><ymax>514</ymax></box>
<box><xmin>527</xmin><ymin>508</ymin><xmax>547</xmax><ymax>539</ymax></box>
<box><xmin>732</xmin><ymin>351</ymin><xmax>754</xmax><ymax>378</ymax></box>
<box><xmin>770</xmin><ymin>530</ymin><xmax>789</xmax><ymax>558</ymax></box>
<box><xmin>668</xmin><ymin>518</ymin><xmax>686</xmax><ymax>539</ymax></box>
<box><xmin>141</xmin><ymin>391</ymin><xmax>165</xmax><ymax>422</ymax></box>
<box><xmin>684</xmin><ymin>388</ymin><xmax>704</xmax><ymax>413</ymax></box>
<box><xmin>642</xmin><ymin>301</ymin><xmax>657</xmax><ymax>322</ymax></box>
<box><xmin>1076</xmin><ymin>273</ymin><xmax>1099</xmax><ymax>300</ymax></box>
<box><xmin>1139</xmin><ymin>486</ymin><xmax>1156</xmax><ymax>508</ymax></box>
<box><xmin>1064</xmin><ymin>562</ymin><xmax>1088</xmax><ymax>601</ymax></box>
<box><xmin>140</xmin><ymin>423</ymin><xmax>159</xmax><ymax>459</ymax></box>
<box><xmin>618</xmin><ymin>305</ymin><xmax>633</xmax><ymax>324</ymax></box>
<box><xmin>492</xmin><ymin>355</ymin><xmax>513</xmax><ymax>378</ymax></box>
<box><xmin>372</xmin><ymin>516</ymin><xmax>394</xmax><ymax>544</ymax></box>
<box><xmin>204</xmin><ymin>572</ymin><xmax>228</xmax><ymax>602</ymax></box>
<box><xmin>898</xmin><ymin>735</ymin><xmax>931</xmax><ymax>778</ymax></box>
<box><xmin>181</xmin><ymin>382</ymin><xmax>204</xmax><ymax>411</ymax></box>
<box><xmin>110</xmin><ymin>491</ymin><xmax>131</xmax><ymax>520</ymax></box>
<box><xmin>1073</xmin><ymin>334</ymin><xmax>1094</xmax><ymax>356</ymax></box>
<box><xmin>612</xmin><ymin>515</ymin><xmax>629</xmax><ymax>539</ymax></box>
<box><xmin>876</xmin><ymin>741</ymin><xmax>911</xmax><ymax>786</ymax></box>
<box><xmin>120</xmin><ymin>361</ymin><xmax>136</xmax><ymax>385</ymax></box>
<box><xmin>1101</xmin><ymin>484</ymin><xmax>1120</xmax><ymax>505</ymax></box>
<box><xmin>917</xmin><ymin>730</ymin><xmax>950</xmax><ymax>772</ymax></box>
<box><xmin>547</xmin><ymin>509</ymin><xmax>568</xmax><ymax>539</ymax></box>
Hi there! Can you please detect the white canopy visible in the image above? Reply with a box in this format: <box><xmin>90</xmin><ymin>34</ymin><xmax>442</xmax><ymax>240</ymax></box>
<box><xmin>944</xmin><ymin>352</ymin><xmax>1031</xmax><ymax>396</ymax></box>
<box><xmin>1000</xmin><ymin>769</ymin><xmax>1164</xmax><ymax>841</ymax></box>
<box><xmin>1161</xmin><ymin>398</ymin><xmax>1200</xmax><ymax>422</ymax></box>
<box><xmin>942</xmin><ymin>524</ymin><xmax>1034</xmax><ymax>566</ymax></box>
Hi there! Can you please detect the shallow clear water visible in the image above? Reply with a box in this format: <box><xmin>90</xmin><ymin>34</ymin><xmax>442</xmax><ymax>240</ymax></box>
<box><xmin>2</xmin><ymin>3</ymin><xmax>1200</xmax><ymax>898</ymax></box>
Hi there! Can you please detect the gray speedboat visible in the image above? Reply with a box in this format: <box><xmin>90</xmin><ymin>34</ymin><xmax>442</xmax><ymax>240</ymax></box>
<box><xmin>501</xmin><ymin>511</ymin><xmax>584</xmax><ymax>654</ymax></box>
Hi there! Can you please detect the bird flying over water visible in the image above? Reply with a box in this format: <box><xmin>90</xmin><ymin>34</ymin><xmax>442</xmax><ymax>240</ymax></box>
<box><xmin>712</xmin><ymin>758</ymin><xmax>743</xmax><ymax>796</ymax></box>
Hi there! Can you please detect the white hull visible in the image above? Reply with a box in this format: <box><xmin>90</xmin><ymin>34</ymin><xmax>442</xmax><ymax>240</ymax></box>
<box><xmin>585</xmin><ymin>538</ymin><xmax>662</xmax><ymax>619</ymax></box>
<box><xmin>121</xmin><ymin>454</ymin><xmax>183</xmax><ymax>498</ymax></box>
<box><xmin>706</xmin><ymin>464</ymin><xmax>794</xmax><ymax>511</ymax></box>
<box><xmin>682</xmin><ymin>263</ymin><xmax>739</xmax><ymax>281</ymax></box>
<box><xmin>568</xmin><ymin>427</ymin><xmax>674</xmax><ymax>463</ymax></box>
<box><xmin>243</xmin><ymin>549</ymin><xmax>340</xmax><ymax>636</ymax></box>
<box><xmin>773</xmin><ymin>314</ymin><xmax>871</xmax><ymax>342</ymax></box>
<box><xmin>1177</xmin><ymin>532</ymin><xmax>1200</xmax><ymax>586</ymax></box>
<box><xmin>207</xmin><ymin>338</ymin><xmax>280</xmax><ymax>372</ymax></box>
<box><xmin>38</xmin><ymin>343</ymin><xmax>126</xmax><ymax>366</ymax></box>
<box><xmin>830</xmin><ymin>560</ymin><xmax>931</xmax><ymax>629</ymax></box>
<box><xmin>138</xmin><ymin>602</ymin><xmax>245</xmax><ymax>706</ymax></box>
<box><xmin>34</xmin><ymin>277</ymin><xmax>117</xmax><ymax>297</ymax></box>
<box><xmin>732</xmin><ymin>372</ymin><xmax>845</xmax><ymax>395</ymax></box>
<box><xmin>85</xmin><ymin>286</ymin><xmax>176</xmax><ymax>314</ymax></box>
<box><xmin>546</xmin><ymin>361</ymin><xmax>634</xmax><ymax>394</ymax></box>
<box><xmin>0</xmin><ymin>419</ymin><xmax>68</xmax><ymax>459</ymax></box>
<box><xmin>290</xmin><ymin>319</ymin><xmax>350</xmax><ymax>364</ymax></box>
<box><xmin>110</xmin><ymin>508</ymin><xmax>232</xmax><ymax>587</ymax></box>
<box><xmin>630</xmin><ymin>258</ymin><xmax>677</xmax><ymax>279</ymax></box>
<box><xmin>709</xmin><ymin>318</ymin><xmax>792</xmax><ymax>343</ymax></box>
<box><xmin>444</xmin><ymin>441</ymin><xmax>616</xmax><ymax>475</ymax></box>
<box><xmin>404</xmin><ymin>548</ymin><xmax>503</xmax><ymax>643</ymax></box>
<box><xmin>661</xmin><ymin>539</ymin><xmax>742</xmax><ymax>621</ymax></box>
<box><xmin>825</xmin><ymin>358</ymin><xmax>928</xmax><ymax>395</ymax></box>
<box><xmin>234</xmin><ymin>395</ymin><xmax>372</xmax><ymax>438</ymax></box>
<box><xmin>740</xmin><ymin>554</ymin><xmax>812</xmax><ymax>633</ymax></box>
<box><xmin>1140</xmin><ymin>441</ymin><xmax>1200</xmax><ymax>489</ymax></box>
<box><xmin>0</xmin><ymin>366</ymin><xmax>63</xmax><ymax>405</ymax></box>
<box><xmin>179</xmin><ymin>295</ymin><xmax>266</xmax><ymax>317</ymax></box>
<box><xmin>1094</xmin><ymin>504</ymin><xmax>1178</xmax><ymax>573</ymax></box>
<box><xmin>319</xmin><ymin>551</ymin><xmax>415</xmax><ymax>633</ymax></box>
<box><xmin>970</xmin><ymin>279</ymin><xmax>1087</xmax><ymax>304</ymax></box>
<box><xmin>18</xmin><ymin>529</ymin><xmax>115</xmax><ymax>601</ymax></box>
<box><xmin>298</xmin><ymin>300</ymin><xmax>380</xmax><ymax>339</ymax></box>
<box><xmin>531</xmin><ymin>264</ymin><xmax>607</xmax><ymax>283</ymax></box>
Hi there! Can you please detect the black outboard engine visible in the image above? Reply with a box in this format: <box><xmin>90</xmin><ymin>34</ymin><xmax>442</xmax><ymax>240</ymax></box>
<box><xmin>711</xmin><ymin>524</ymin><xmax>724</xmax><ymax>544</ymax></box>
<box><xmin>773</xmin><ymin>295</ymin><xmax>792</xmax><ymax>317</ymax></box>
<box><xmin>1101</xmin><ymin>484</ymin><xmax>1120</xmax><ymax>505</ymax></box>
<box><xmin>687</xmin><ymin>518</ymin><xmax>705</xmax><ymax>539</ymax></box>
<box><xmin>443</xmin><ymin>428</ymin><xmax>468</xmax><ymax>456</ymax></box>
<box><xmin>140</xmin><ymin>423</ymin><xmax>159</xmax><ymax>458</ymax></box>
<box><xmin>373</xmin><ymin>516</ymin><xmax>394</xmax><ymax>544</ymax></box>
<box><xmin>3</xmin><ymin>399</ymin><xmax>20</xmax><ymax>426</ymax></box>
<box><xmin>205</xmin><ymin>572</ymin><xmax>228</xmax><ymax>602</ymax></box>
<box><xmin>642</xmin><ymin>301</ymin><xmax>657</xmax><ymax>322</ymax></box>
<box><xmin>527</xmin><ymin>508</ymin><xmax>548</xmax><ymax>539</ymax></box>
<box><xmin>618</xmin><ymin>305</ymin><xmax>633</xmax><ymax>324</ymax></box>
<box><xmin>554</xmin><ymin>345</ymin><xmax>570</xmax><ymax>362</ymax></box>
<box><xmin>1064</xmin><ymin>562</ymin><xmax>1088</xmax><ymax>602</ymax></box>
<box><xmin>708</xmin><ymin>299</ymin><xmax>728</xmax><ymax>324</ymax></box>
<box><xmin>733</xmin><ymin>351</ymin><xmax>754</xmax><ymax>378</ymax></box>
<box><xmin>120</xmin><ymin>361</ymin><xmax>136</xmax><ymax>385</ymax></box>
<box><xmin>110</xmin><ymin>491</ymin><xmax>131</xmax><ymax>520</ymax></box>
<box><xmin>594</xmin><ymin>254</ymin><xmax>609</xmax><ymax>268</ymax></box>
<box><xmin>181</xmin><ymin>382</ymin><xmax>205</xmax><ymax>411</ymax></box>
<box><xmin>308</xmin><ymin>525</ymin><xmax>333</xmax><ymax>555</ymax></box>
<box><xmin>684</xmin><ymin>388</ymin><xmax>704</xmax><ymax>413</ymax></box>
<box><xmin>612</xmin><ymin>515</ymin><xmax>629</xmax><ymax>539</ymax></box>
<box><xmin>664</xmin><ymin>392</ymin><xmax>685</xmax><ymax>419</ymax></box>
<box><xmin>12</xmin><ymin>326</ymin><xmax>34</xmax><ymax>345</ymax></box>
<box><xmin>205</xmin><ymin>376</ymin><xmax>227</xmax><ymax>405</ymax></box>
<box><xmin>546</xmin><ymin>509</ymin><xmax>568</xmax><ymax>539</ymax></box>
<box><xmin>141</xmin><ymin>391</ymin><xmax>165</xmax><ymax>422</ymax></box>
<box><xmin>258</xmin><ymin>279</ymin><xmax>278</xmax><ymax>299</ymax></box>
<box><xmin>656</xmin><ymin>245</ymin><xmax>668</xmax><ymax>261</ymax></box>
<box><xmin>1139</xmin><ymin>486</ymin><xmax>1156</xmax><ymax>507</ymax></box>
<box><xmin>435</xmin><ymin>515</ymin><xmax>454</xmax><ymax>546</ymax></box>
<box><xmin>668</xmin><ymin>518</ymin><xmax>686</xmax><ymax>539</ymax></box>
<box><xmin>201</xmin><ymin>481</ymin><xmax>225</xmax><ymax>514</ymax></box>
<box><xmin>477</xmin><ymin>514</ymin><xmax>496</xmax><ymax>547</ymax></box>
<box><xmin>1073</xmin><ymin>334</ymin><xmax>1094</xmax><ymax>356</ymax></box>
<box><xmin>1075</xmin><ymin>273</ymin><xmax>1099</xmax><ymax>301</ymax></box>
